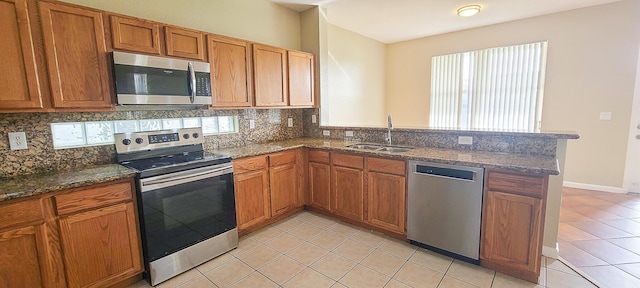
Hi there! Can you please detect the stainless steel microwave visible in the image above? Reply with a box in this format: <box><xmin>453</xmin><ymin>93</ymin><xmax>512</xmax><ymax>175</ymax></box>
<box><xmin>111</xmin><ymin>51</ymin><xmax>212</xmax><ymax>105</ymax></box>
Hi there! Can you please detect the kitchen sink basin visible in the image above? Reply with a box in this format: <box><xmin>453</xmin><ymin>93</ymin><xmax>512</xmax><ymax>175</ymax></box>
<box><xmin>347</xmin><ymin>143</ymin><xmax>413</xmax><ymax>153</ymax></box>
<box><xmin>347</xmin><ymin>144</ymin><xmax>384</xmax><ymax>150</ymax></box>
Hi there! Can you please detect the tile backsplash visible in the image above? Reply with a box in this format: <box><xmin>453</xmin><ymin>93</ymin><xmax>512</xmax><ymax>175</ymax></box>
<box><xmin>0</xmin><ymin>109</ymin><xmax>302</xmax><ymax>178</ymax></box>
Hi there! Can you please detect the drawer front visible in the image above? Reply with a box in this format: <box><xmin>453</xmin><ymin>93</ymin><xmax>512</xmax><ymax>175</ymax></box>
<box><xmin>367</xmin><ymin>157</ymin><xmax>406</xmax><ymax>175</ymax></box>
<box><xmin>54</xmin><ymin>180</ymin><xmax>133</xmax><ymax>215</ymax></box>
<box><xmin>234</xmin><ymin>155</ymin><xmax>268</xmax><ymax>173</ymax></box>
<box><xmin>269</xmin><ymin>150</ymin><xmax>297</xmax><ymax>167</ymax></box>
<box><xmin>332</xmin><ymin>153</ymin><xmax>364</xmax><ymax>169</ymax></box>
<box><xmin>308</xmin><ymin>150</ymin><xmax>330</xmax><ymax>164</ymax></box>
<box><xmin>486</xmin><ymin>170</ymin><xmax>548</xmax><ymax>198</ymax></box>
<box><xmin>0</xmin><ymin>198</ymin><xmax>43</xmax><ymax>230</ymax></box>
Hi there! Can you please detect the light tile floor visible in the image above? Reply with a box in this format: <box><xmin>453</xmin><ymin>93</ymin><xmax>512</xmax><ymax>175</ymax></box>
<box><xmin>130</xmin><ymin>211</ymin><xmax>596</xmax><ymax>288</ymax></box>
<box><xmin>559</xmin><ymin>187</ymin><xmax>640</xmax><ymax>288</ymax></box>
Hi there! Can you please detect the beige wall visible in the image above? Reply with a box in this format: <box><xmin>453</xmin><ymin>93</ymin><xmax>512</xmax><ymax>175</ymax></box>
<box><xmin>386</xmin><ymin>0</ymin><xmax>640</xmax><ymax>188</ymax></box>
<box><xmin>61</xmin><ymin>0</ymin><xmax>301</xmax><ymax>50</ymax></box>
<box><xmin>322</xmin><ymin>24</ymin><xmax>386</xmax><ymax>127</ymax></box>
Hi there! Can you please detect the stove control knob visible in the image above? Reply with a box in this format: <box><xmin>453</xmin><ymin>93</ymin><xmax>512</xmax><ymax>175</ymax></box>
<box><xmin>192</xmin><ymin>133</ymin><xmax>199</xmax><ymax>139</ymax></box>
<box><xmin>135</xmin><ymin>138</ymin><xmax>144</xmax><ymax>144</ymax></box>
<box><xmin>183</xmin><ymin>133</ymin><xmax>190</xmax><ymax>139</ymax></box>
<box><xmin>122</xmin><ymin>139</ymin><xmax>131</xmax><ymax>145</ymax></box>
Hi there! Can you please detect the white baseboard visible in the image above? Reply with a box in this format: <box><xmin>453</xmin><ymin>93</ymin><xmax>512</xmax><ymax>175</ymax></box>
<box><xmin>563</xmin><ymin>181</ymin><xmax>626</xmax><ymax>194</ymax></box>
<box><xmin>542</xmin><ymin>245</ymin><xmax>559</xmax><ymax>259</ymax></box>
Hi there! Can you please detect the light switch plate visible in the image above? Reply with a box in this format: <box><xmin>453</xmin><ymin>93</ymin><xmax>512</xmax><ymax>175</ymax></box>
<box><xmin>8</xmin><ymin>132</ymin><xmax>28</xmax><ymax>150</ymax></box>
<box><xmin>345</xmin><ymin>131</ymin><xmax>354</xmax><ymax>137</ymax></box>
<box><xmin>600</xmin><ymin>112</ymin><xmax>612</xmax><ymax>120</ymax></box>
<box><xmin>288</xmin><ymin>118</ymin><xmax>293</xmax><ymax>127</ymax></box>
<box><xmin>312</xmin><ymin>114</ymin><xmax>317</xmax><ymax>123</ymax></box>
<box><xmin>249</xmin><ymin>120</ymin><xmax>255</xmax><ymax>129</ymax></box>
<box><xmin>458</xmin><ymin>136</ymin><xmax>473</xmax><ymax>145</ymax></box>
<box><xmin>323</xmin><ymin>130</ymin><xmax>330</xmax><ymax>136</ymax></box>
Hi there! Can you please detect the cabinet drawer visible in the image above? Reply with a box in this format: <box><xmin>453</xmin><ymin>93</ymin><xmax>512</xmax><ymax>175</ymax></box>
<box><xmin>308</xmin><ymin>150</ymin><xmax>330</xmax><ymax>164</ymax></box>
<box><xmin>0</xmin><ymin>198</ymin><xmax>43</xmax><ymax>230</ymax></box>
<box><xmin>486</xmin><ymin>170</ymin><xmax>548</xmax><ymax>198</ymax></box>
<box><xmin>54</xmin><ymin>180</ymin><xmax>133</xmax><ymax>215</ymax></box>
<box><xmin>367</xmin><ymin>157</ymin><xmax>405</xmax><ymax>175</ymax></box>
<box><xmin>269</xmin><ymin>150</ymin><xmax>297</xmax><ymax>167</ymax></box>
<box><xmin>234</xmin><ymin>155</ymin><xmax>267</xmax><ymax>173</ymax></box>
<box><xmin>332</xmin><ymin>153</ymin><xmax>364</xmax><ymax>169</ymax></box>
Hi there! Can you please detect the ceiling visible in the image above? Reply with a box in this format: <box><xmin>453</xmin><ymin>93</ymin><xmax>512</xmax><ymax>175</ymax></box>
<box><xmin>271</xmin><ymin>0</ymin><xmax>623</xmax><ymax>43</ymax></box>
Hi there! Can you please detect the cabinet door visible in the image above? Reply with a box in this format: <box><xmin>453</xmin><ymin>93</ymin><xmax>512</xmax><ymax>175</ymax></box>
<box><xmin>270</xmin><ymin>163</ymin><xmax>298</xmax><ymax>217</ymax></box>
<box><xmin>288</xmin><ymin>50</ymin><xmax>314</xmax><ymax>106</ymax></box>
<box><xmin>58</xmin><ymin>202</ymin><xmax>142</xmax><ymax>288</ymax></box>
<box><xmin>331</xmin><ymin>166</ymin><xmax>364</xmax><ymax>221</ymax></box>
<box><xmin>0</xmin><ymin>0</ymin><xmax>43</xmax><ymax>110</ymax></box>
<box><xmin>309</xmin><ymin>162</ymin><xmax>331</xmax><ymax>211</ymax></box>
<box><xmin>367</xmin><ymin>171</ymin><xmax>406</xmax><ymax>234</ymax></box>
<box><xmin>253</xmin><ymin>44</ymin><xmax>287</xmax><ymax>107</ymax></box>
<box><xmin>0</xmin><ymin>225</ymin><xmax>47</xmax><ymax>287</ymax></box>
<box><xmin>234</xmin><ymin>169</ymin><xmax>270</xmax><ymax>231</ymax></box>
<box><xmin>208</xmin><ymin>35</ymin><xmax>251</xmax><ymax>107</ymax></box>
<box><xmin>110</xmin><ymin>15</ymin><xmax>161</xmax><ymax>55</ymax></box>
<box><xmin>165</xmin><ymin>26</ymin><xmax>205</xmax><ymax>61</ymax></box>
<box><xmin>481</xmin><ymin>190</ymin><xmax>543</xmax><ymax>275</ymax></box>
<box><xmin>39</xmin><ymin>2</ymin><xmax>112</xmax><ymax>108</ymax></box>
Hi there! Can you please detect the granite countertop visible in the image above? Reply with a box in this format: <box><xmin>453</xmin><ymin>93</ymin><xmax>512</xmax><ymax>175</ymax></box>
<box><xmin>0</xmin><ymin>164</ymin><xmax>136</xmax><ymax>203</ymax></box>
<box><xmin>212</xmin><ymin>138</ymin><xmax>560</xmax><ymax>175</ymax></box>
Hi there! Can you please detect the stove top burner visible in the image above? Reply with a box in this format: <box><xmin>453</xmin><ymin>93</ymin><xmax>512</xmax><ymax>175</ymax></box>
<box><xmin>120</xmin><ymin>151</ymin><xmax>231</xmax><ymax>178</ymax></box>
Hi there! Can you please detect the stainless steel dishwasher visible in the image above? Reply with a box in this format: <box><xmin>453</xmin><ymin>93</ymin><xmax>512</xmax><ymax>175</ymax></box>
<box><xmin>407</xmin><ymin>160</ymin><xmax>484</xmax><ymax>263</ymax></box>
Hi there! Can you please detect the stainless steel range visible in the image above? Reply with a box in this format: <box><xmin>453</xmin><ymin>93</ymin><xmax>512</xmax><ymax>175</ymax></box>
<box><xmin>115</xmin><ymin>127</ymin><xmax>237</xmax><ymax>286</ymax></box>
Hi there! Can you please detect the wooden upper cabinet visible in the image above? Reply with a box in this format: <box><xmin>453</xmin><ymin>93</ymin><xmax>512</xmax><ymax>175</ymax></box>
<box><xmin>288</xmin><ymin>50</ymin><xmax>315</xmax><ymax>107</ymax></box>
<box><xmin>165</xmin><ymin>26</ymin><xmax>205</xmax><ymax>61</ymax></box>
<box><xmin>110</xmin><ymin>15</ymin><xmax>161</xmax><ymax>55</ymax></box>
<box><xmin>253</xmin><ymin>44</ymin><xmax>287</xmax><ymax>107</ymax></box>
<box><xmin>0</xmin><ymin>0</ymin><xmax>43</xmax><ymax>110</ymax></box>
<box><xmin>208</xmin><ymin>35</ymin><xmax>252</xmax><ymax>107</ymax></box>
<box><xmin>39</xmin><ymin>2</ymin><xmax>113</xmax><ymax>109</ymax></box>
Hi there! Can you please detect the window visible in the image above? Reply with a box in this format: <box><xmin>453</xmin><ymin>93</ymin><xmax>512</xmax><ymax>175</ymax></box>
<box><xmin>51</xmin><ymin>116</ymin><xmax>238</xmax><ymax>149</ymax></box>
<box><xmin>430</xmin><ymin>42</ymin><xmax>547</xmax><ymax>131</ymax></box>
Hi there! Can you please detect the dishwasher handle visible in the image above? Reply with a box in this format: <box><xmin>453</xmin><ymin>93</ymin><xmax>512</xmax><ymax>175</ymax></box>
<box><xmin>414</xmin><ymin>165</ymin><xmax>476</xmax><ymax>181</ymax></box>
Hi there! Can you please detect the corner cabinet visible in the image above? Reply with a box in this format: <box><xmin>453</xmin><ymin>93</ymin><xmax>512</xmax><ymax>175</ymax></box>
<box><xmin>0</xmin><ymin>0</ymin><xmax>44</xmax><ymax>110</ymax></box>
<box><xmin>366</xmin><ymin>157</ymin><xmax>406</xmax><ymax>234</ymax></box>
<box><xmin>39</xmin><ymin>1</ymin><xmax>113</xmax><ymax>109</ymax></box>
<box><xmin>253</xmin><ymin>44</ymin><xmax>288</xmax><ymax>107</ymax></box>
<box><xmin>207</xmin><ymin>35</ymin><xmax>252</xmax><ymax>107</ymax></box>
<box><xmin>480</xmin><ymin>169</ymin><xmax>548</xmax><ymax>283</ymax></box>
<box><xmin>288</xmin><ymin>50</ymin><xmax>315</xmax><ymax>107</ymax></box>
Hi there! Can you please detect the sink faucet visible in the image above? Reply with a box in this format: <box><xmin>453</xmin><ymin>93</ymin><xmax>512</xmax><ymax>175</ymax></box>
<box><xmin>385</xmin><ymin>114</ymin><xmax>393</xmax><ymax>145</ymax></box>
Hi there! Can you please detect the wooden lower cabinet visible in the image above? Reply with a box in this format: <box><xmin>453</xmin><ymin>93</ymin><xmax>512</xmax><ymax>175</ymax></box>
<box><xmin>480</xmin><ymin>169</ymin><xmax>548</xmax><ymax>283</ymax></box>
<box><xmin>331</xmin><ymin>153</ymin><xmax>365</xmax><ymax>222</ymax></box>
<box><xmin>367</xmin><ymin>171</ymin><xmax>406</xmax><ymax>234</ymax></box>
<box><xmin>0</xmin><ymin>178</ymin><xmax>141</xmax><ymax>288</ymax></box>
<box><xmin>270</xmin><ymin>162</ymin><xmax>298</xmax><ymax>217</ymax></box>
<box><xmin>58</xmin><ymin>202</ymin><xmax>141</xmax><ymax>288</ymax></box>
<box><xmin>309</xmin><ymin>161</ymin><xmax>331</xmax><ymax>211</ymax></box>
<box><xmin>234</xmin><ymin>156</ymin><xmax>270</xmax><ymax>231</ymax></box>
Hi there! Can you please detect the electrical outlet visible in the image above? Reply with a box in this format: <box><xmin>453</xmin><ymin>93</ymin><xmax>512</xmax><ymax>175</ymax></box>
<box><xmin>345</xmin><ymin>131</ymin><xmax>354</xmax><ymax>137</ymax></box>
<box><xmin>249</xmin><ymin>120</ymin><xmax>255</xmax><ymax>129</ymax></box>
<box><xmin>323</xmin><ymin>130</ymin><xmax>330</xmax><ymax>136</ymax></box>
<box><xmin>312</xmin><ymin>114</ymin><xmax>317</xmax><ymax>123</ymax></box>
<box><xmin>600</xmin><ymin>112</ymin><xmax>612</xmax><ymax>120</ymax></box>
<box><xmin>288</xmin><ymin>118</ymin><xmax>293</xmax><ymax>127</ymax></box>
<box><xmin>8</xmin><ymin>132</ymin><xmax>28</xmax><ymax>150</ymax></box>
<box><xmin>458</xmin><ymin>136</ymin><xmax>473</xmax><ymax>145</ymax></box>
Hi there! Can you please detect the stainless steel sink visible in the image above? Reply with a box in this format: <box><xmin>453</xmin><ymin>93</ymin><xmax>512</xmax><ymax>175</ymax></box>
<box><xmin>377</xmin><ymin>146</ymin><xmax>412</xmax><ymax>152</ymax></box>
<box><xmin>347</xmin><ymin>144</ymin><xmax>384</xmax><ymax>150</ymax></box>
<box><xmin>347</xmin><ymin>143</ymin><xmax>413</xmax><ymax>152</ymax></box>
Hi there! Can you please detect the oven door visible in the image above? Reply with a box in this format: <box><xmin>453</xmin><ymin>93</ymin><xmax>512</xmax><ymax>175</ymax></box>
<box><xmin>138</xmin><ymin>163</ymin><xmax>235</xmax><ymax>262</ymax></box>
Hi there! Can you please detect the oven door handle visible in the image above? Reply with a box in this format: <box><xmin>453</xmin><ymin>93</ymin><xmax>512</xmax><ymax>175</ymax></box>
<box><xmin>141</xmin><ymin>166</ymin><xmax>231</xmax><ymax>188</ymax></box>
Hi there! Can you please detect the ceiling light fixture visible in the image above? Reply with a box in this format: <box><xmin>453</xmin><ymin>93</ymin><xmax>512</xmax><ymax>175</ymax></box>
<box><xmin>457</xmin><ymin>5</ymin><xmax>481</xmax><ymax>17</ymax></box>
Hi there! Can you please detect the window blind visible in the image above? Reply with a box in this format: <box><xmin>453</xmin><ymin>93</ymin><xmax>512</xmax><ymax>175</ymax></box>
<box><xmin>430</xmin><ymin>42</ymin><xmax>547</xmax><ymax>131</ymax></box>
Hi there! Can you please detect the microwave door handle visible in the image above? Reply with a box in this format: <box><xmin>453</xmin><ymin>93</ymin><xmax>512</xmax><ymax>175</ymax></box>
<box><xmin>187</xmin><ymin>62</ymin><xmax>196</xmax><ymax>103</ymax></box>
